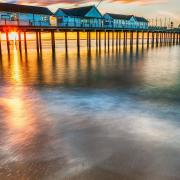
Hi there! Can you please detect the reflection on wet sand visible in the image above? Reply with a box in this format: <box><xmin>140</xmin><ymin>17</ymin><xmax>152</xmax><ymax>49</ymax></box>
<box><xmin>0</xmin><ymin>42</ymin><xmax>180</xmax><ymax>179</ymax></box>
<box><xmin>0</xmin><ymin>42</ymin><xmax>147</xmax><ymax>87</ymax></box>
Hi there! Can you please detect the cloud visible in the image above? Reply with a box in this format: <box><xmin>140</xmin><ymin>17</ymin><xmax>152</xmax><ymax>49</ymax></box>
<box><xmin>0</xmin><ymin>0</ymin><xmax>166</xmax><ymax>6</ymax></box>
<box><xmin>108</xmin><ymin>0</ymin><xmax>165</xmax><ymax>5</ymax></box>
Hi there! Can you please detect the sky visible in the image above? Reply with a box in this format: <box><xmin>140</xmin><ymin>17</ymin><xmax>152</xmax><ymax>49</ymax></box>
<box><xmin>1</xmin><ymin>0</ymin><xmax>180</xmax><ymax>26</ymax></box>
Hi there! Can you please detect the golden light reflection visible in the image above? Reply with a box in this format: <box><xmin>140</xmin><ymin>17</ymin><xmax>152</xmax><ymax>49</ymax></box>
<box><xmin>11</xmin><ymin>43</ymin><xmax>22</xmax><ymax>84</ymax></box>
<box><xmin>0</xmin><ymin>43</ymin><xmax>37</xmax><ymax>149</ymax></box>
<box><xmin>0</xmin><ymin>96</ymin><xmax>28</xmax><ymax>129</ymax></box>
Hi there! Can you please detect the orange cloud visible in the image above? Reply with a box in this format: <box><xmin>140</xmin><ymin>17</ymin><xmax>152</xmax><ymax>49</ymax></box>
<box><xmin>1</xmin><ymin>0</ymin><xmax>166</xmax><ymax>6</ymax></box>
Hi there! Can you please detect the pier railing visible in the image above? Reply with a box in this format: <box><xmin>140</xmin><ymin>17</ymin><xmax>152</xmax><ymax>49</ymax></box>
<box><xmin>0</xmin><ymin>19</ymin><xmax>180</xmax><ymax>33</ymax></box>
<box><xmin>0</xmin><ymin>19</ymin><xmax>51</xmax><ymax>27</ymax></box>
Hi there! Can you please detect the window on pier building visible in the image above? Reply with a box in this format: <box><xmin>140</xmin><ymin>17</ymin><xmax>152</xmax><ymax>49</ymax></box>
<box><xmin>11</xmin><ymin>13</ymin><xmax>18</xmax><ymax>21</ymax></box>
<box><xmin>57</xmin><ymin>17</ymin><xmax>63</xmax><ymax>24</ymax></box>
<box><xmin>1</xmin><ymin>14</ymin><xmax>10</xmax><ymax>20</ymax></box>
<box><xmin>42</xmin><ymin>15</ymin><xmax>49</xmax><ymax>22</ymax></box>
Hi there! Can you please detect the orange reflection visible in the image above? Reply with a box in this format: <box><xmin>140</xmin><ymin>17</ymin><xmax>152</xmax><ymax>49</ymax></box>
<box><xmin>11</xmin><ymin>44</ymin><xmax>22</xmax><ymax>84</ymax></box>
<box><xmin>0</xmin><ymin>45</ymin><xmax>37</xmax><ymax>152</ymax></box>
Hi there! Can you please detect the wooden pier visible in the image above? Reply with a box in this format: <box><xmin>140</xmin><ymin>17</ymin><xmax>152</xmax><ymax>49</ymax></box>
<box><xmin>0</xmin><ymin>25</ymin><xmax>180</xmax><ymax>58</ymax></box>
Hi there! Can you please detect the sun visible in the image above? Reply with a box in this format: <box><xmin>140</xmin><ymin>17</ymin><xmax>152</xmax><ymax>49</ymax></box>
<box><xmin>1</xmin><ymin>31</ymin><xmax>18</xmax><ymax>41</ymax></box>
<box><xmin>9</xmin><ymin>32</ymin><xmax>18</xmax><ymax>41</ymax></box>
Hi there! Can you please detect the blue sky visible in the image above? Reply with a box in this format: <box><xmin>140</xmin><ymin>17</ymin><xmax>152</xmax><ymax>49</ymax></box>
<box><xmin>1</xmin><ymin>0</ymin><xmax>180</xmax><ymax>26</ymax></box>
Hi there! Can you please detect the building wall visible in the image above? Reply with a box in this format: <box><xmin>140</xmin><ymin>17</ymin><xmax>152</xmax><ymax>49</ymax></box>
<box><xmin>0</xmin><ymin>11</ymin><xmax>51</xmax><ymax>26</ymax></box>
<box><xmin>55</xmin><ymin>8</ymin><xmax>102</xmax><ymax>28</ymax></box>
<box><xmin>104</xmin><ymin>14</ymin><xmax>148</xmax><ymax>29</ymax></box>
<box><xmin>85</xmin><ymin>7</ymin><xmax>102</xmax><ymax>18</ymax></box>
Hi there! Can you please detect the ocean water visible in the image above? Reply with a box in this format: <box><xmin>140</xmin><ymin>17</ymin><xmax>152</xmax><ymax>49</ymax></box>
<box><xmin>0</xmin><ymin>39</ymin><xmax>180</xmax><ymax>180</ymax></box>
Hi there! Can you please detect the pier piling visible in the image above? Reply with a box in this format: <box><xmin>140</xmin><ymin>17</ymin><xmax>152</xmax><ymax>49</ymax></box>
<box><xmin>65</xmin><ymin>31</ymin><xmax>68</xmax><ymax>53</ymax></box>
<box><xmin>6</xmin><ymin>31</ymin><xmax>10</xmax><ymax>56</ymax></box>
<box><xmin>36</xmin><ymin>31</ymin><xmax>40</xmax><ymax>56</ymax></box>
<box><xmin>24</xmin><ymin>32</ymin><xmax>27</xmax><ymax>55</ymax></box>
<box><xmin>51</xmin><ymin>31</ymin><xmax>56</xmax><ymax>57</ymax></box>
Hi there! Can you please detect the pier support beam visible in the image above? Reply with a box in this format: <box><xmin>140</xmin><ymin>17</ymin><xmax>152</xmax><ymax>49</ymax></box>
<box><xmin>99</xmin><ymin>31</ymin><xmax>101</xmax><ymax>50</ymax></box>
<box><xmin>173</xmin><ymin>33</ymin><xmax>175</xmax><ymax>45</ymax></box>
<box><xmin>18</xmin><ymin>31</ymin><xmax>22</xmax><ymax>55</ymax></box>
<box><xmin>176</xmin><ymin>33</ymin><xmax>178</xmax><ymax>44</ymax></box>
<box><xmin>156</xmin><ymin>32</ymin><xmax>159</xmax><ymax>47</ymax></box>
<box><xmin>152</xmin><ymin>32</ymin><xmax>155</xmax><ymax>47</ymax></box>
<box><xmin>87</xmin><ymin>32</ymin><xmax>89</xmax><ymax>50</ymax></box>
<box><xmin>123</xmin><ymin>31</ymin><xmax>126</xmax><ymax>47</ymax></box>
<box><xmin>6</xmin><ymin>31</ymin><xmax>10</xmax><ymax>56</ymax></box>
<box><xmin>160</xmin><ymin>33</ymin><xmax>163</xmax><ymax>45</ymax></box>
<box><xmin>51</xmin><ymin>31</ymin><xmax>56</xmax><ymax>57</ymax></box>
<box><xmin>65</xmin><ymin>31</ymin><xmax>68</xmax><ymax>54</ymax></box>
<box><xmin>125</xmin><ymin>32</ymin><xmax>128</xmax><ymax>47</ymax></box>
<box><xmin>77</xmin><ymin>31</ymin><xmax>80</xmax><ymax>55</ymax></box>
<box><xmin>96</xmin><ymin>31</ymin><xmax>98</xmax><ymax>50</ymax></box>
<box><xmin>104</xmin><ymin>31</ymin><xmax>107</xmax><ymax>51</ymax></box>
<box><xmin>119</xmin><ymin>32</ymin><xmax>121</xmax><ymax>49</ymax></box>
<box><xmin>164</xmin><ymin>32</ymin><xmax>166</xmax><ymax>44</ymax></box>
<box><xmin>112</xmin><ymin>31</ymin><xmax>114</xmax><ymax>51</ymax></box>
<box><xmin>147</xmin><ymin>32</ymin><xmax>150</xmax><ymax>48</ymax></box>
<box><xmin>24</xmin><ymin>32</ymin><xmax>27</xmax><ymax>56</ymax></box>
<box><xmin>136</xmin><ymin>31</ymin><xmax>139</xmax><ymax>47</ymax></box>
<box><xmin>89</xmin><ymin>31</ymin><xmax>91</xmax><ymax>52</ymax></box>
<box><xmin>0</xmin><ymin>32</ymin><xmax>2</xmax><ymax>58</ymax></box>
<box><xmin>142</xmin><ymin>31</ymin><xmax>144</xmax><ymax>48</ymax></box>
<box><xmin>108</xmin><ymin>31</ymin><xmax>110</xmax><ymax>52</ymax></box>
<box><xmin>130</xmin><ymin>31</ymin><xmax>133</xmax><ymax>49</ymax></box>
<box><xmin>36</xmin><ymin>31</ymin><xmax>40</xmax><ymax>56</ymax></box>
<box><xmin>116</xmin><ymin>31</ymin><xmax>119</xmax><ymax>50</ymax></box>
<box><xmin>39</xmin><ymin>31</ymin><xmax>42</xmax><ymax>55</ymax></box>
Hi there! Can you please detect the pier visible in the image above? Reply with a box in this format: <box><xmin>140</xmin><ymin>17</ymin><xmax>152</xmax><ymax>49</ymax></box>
<box><xmin>1</xmin><ymin>25</ymin><xmax>180</xmax><ymax>58</ymax></box>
